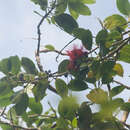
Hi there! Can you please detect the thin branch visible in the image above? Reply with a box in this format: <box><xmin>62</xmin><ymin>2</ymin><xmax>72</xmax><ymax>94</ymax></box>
<box><xmin>113</xmin><ymin>80</ymin><xmax>130</xmax><ymax>90</ymax></box>
<box><xmin>121</xmin><ymin>98</ymin><xmax>130</xmax><ymax>124</ymax></box>
<box><xmin>0</xmin><ymin>107</ymin><xmax>6</xmax><ymax>117</ymax></box>
<box><xmin>0</xmin><ymin>120</ymin><xmax>37</xmax><ymax>130</ymax></box>
<box><xmin>56</xmin><ymin>37</ymin><xmax>77</xmax><ymax>61</ymax></box>
<box><xmin>101</xmin><ymin>37</ymin><xmax>130</xmax><ymax>60</ymax></box>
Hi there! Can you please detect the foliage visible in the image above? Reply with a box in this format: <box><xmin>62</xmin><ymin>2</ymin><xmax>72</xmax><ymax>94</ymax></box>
<box><xmin>0</xmin><ymin>0</ymin><xmax>130</xmax><ymax>130</ymax></box>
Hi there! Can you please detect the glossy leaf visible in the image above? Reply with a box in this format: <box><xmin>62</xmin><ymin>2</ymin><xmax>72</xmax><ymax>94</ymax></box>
<box><xmin>44</xmin><ymin>44</ymin><xmax>55</xmax><ymax>50</ymax></box>
<box><xmin>54</xmin><ymin>13</ymin><xmax>78</xmax><ymax>34</ymax></box>
<box><xmin>113</xmin><ymin>63</ymin><xmax>124</xmax><ymax>77</ymax></box>
<box><xmin>104</xmin><ymin>14</ymin><xmax>127</xmax><ymax>30</ymax></box>
<box><xmin>73</xmin><ymin>28</ymin><xmax>93</xmax><ymax>50</ymax></box>
<box><xmin>68</xmin><ymin>0</ymin><xmax>91</xmax><ymax>16</ymax></box>
<box><xmin>32</xmin><ymin>80</ymin><xmax>48</xmax><ymax>102</ymax></box>
<box><xmin>96</xmin><ymin>29</ymin><xmax>108</xmax><ymax>45</ymax></box>
<box><xmin>14</xmin><ymin>93</ymin><xmax>29</xmax><ymax>115</ymax></box>
<box><xmin>68</xmin><ymin>79</ymin><xmax>88</xmax><ymax>91</ymax></box>
<box><xmin>55</xmin><ymin>78</ymin><xmax>68</xmax><ymax>97</ymax></box>
<box><xmin>21</xmin><ymin>57</ymin><xmax>38</xmax><ymax>75</ymax></box>
<box><xmin>58</xmin><ymin>59</ymin><xmax>69</xmax><ymax>73</ymax></box>
<box><xmin>87</xmin><ymin>88</ymin><xmax>108</xmax><ymax>104</ymax></box>
<box><xmin>119</xmin><ymin>45</ymin><xmax>130</xmax><ymax>63</ymax></box>
<box><xmin>78</xmin><ymin>102</ymin><xmax>92</xmax><ymax>129</ymax></box>
<box><xmin>111</xmin><ymin>86</ymin><xmax>125</xmax><ymax>97</ymax></box>
<box><xmin>29</xmin><ymin>98</ymin><xmax>43</xmax><ymax>114</ymax></box>
<box><xmin>58</xmin><ymin>96</ymin><xmax>79</xmax><ymax>121</ymax></box>
<box><xmin>116</xmin><ymin>0</ymin><xmax>130</xmax><ymax>16</ymax></box>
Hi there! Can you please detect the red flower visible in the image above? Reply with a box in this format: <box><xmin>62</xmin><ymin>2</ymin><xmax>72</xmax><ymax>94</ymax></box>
<box><xmin>66</xmin><ymin>45</ymin><xmax>87</xmax><ymax>70</ymax></box>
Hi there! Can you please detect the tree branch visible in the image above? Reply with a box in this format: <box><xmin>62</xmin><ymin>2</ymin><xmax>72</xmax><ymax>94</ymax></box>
<box><xmin>0</xmin><ymin>120</ymin><xmax>37</xmax><ymax>130</ymax></box>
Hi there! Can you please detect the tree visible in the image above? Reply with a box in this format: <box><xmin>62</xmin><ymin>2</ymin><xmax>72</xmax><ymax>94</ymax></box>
<box><xmin>0</xmin><ymin>0</ymin><xmax>130</xmax><ymax>129</ymax></box>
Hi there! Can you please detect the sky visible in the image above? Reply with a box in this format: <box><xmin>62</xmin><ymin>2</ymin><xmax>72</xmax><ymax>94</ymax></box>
<box><xmin>0</xmin><ymin>0</ymin><xmax>130</xmax><ymax>124</ymax></box>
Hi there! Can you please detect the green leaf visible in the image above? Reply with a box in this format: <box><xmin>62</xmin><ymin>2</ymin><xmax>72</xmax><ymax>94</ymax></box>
<box><xmin>104</xmin><ymin>14</ymin><xmax>127</xmax><ymax>30</ymax></box>
<box><xmin>111</xmin><ymin>86</ymin><xmax>125</xmax><ymax>97</ymax></box>
<box><xmin>58</xmin><ymin>59</ymin><xmax>69</xmax><ymax>73</ymax></box>
<box><xmin>14</xmin><ymin>93</ymin><xmax>29</xmax><ymax>115</ymax></box>
<box><xmin>68</xmin><ymin>0</ymin><xmax>91</xmax><ymax>16</ymax></box>
<box><xmin>0</xmin><ymin>56</ymin><xmax>21</xmax><ymax>75</ymax></box>
<box><xmin>32</xmin><ymin>80</ymin><xmax>48</xmax><ymax>102</ymax></box>
<box><xmin>54</xmin><ymin>13</ymin><xmax>79</xmax><ymax>34</ymax></box>
<box><xmin>73</xmin><ymin>28</ymin><xmax>93</xmax><ymax>50</ymax></box>
<box><xmin>0</xmin><ymin>96</ymin><xmax>11</xmax><ymax>107</ymax></box>
<box><xmin>72</xmin><ymin>117</ymin><xmax>78</xmax><ymax>128</ymax></box>
<box><xmin>81</xmin><ymin>0</ymin><xmax>96</xmax><ymax>4</ymax></box>
<box><xmin>55</xmin><ymin>79</ymin><xmax>68</xmax><ymax>97</ymax></box>
<box><xmin>121</xmin><ymin>102</ymin><xmax>130</xmax><ymax>112</ymax></box>
<box><xmin>69</xmin><ymin>7</ymin><xmax>79</xmax><ymax>19</ymax></box>
<box><xmin>96</xmin><ymin>29</ymin><xmax>108</xmax><ymax>45</ymax></box>
<box><xmin>113</xmin><ymin>63</ymin><xmax>124</xmax><ymax>77</ymax></box>
<box><xmin>0</xmin><ymin>124</ymin><xmax>13</xmax><ymax>130</ymax></box>
<box><xmin>29</xmin><ymin>98</ymin><xmax>43</xmax><ymax>114</ymax></box>
<box><xmin>31</xmin><ymin>0</ymin><xmax>48</xmax><ymax>10</ymax></box>
<box><xmin>78</xmin><ymin>102</ymin><xmax>92</xmax><ymax>129</ymax></box>
<box><xmin>116</xmin><ymin>0</ymin><xmax>130</xmax><ymax>16</ymax></box>
<box><xmin>87</xmin><ymin>88</ymin><xmax>108</xmax><ymax>104</ymax></box>
<box><xmin>119</xmin><ymin>45</ymin><xmax>130</xmax><ymax>63</ymax></box>
<box><xmin>68</xmin><ymin>79</ymin><xmax>88</xmax><ymax>91</ymax></box>
<box><xmin>58</xmin><ymin>96</ymin><xmax>79</xmax><ymax>121</ymax></box>
<box><xmin>21</xmin><ymin>57</ymin><xmax>38</xmax><ymax>75</ymax></box>
<box><xmin>55</xmin><ymin>0</ymin><xmax>68</xmax><ymax>15</ymax></box>
<box><xmin>44</xmin><ymin>44</ymin><xmax>55</xmax><ymax>50</ymax></box>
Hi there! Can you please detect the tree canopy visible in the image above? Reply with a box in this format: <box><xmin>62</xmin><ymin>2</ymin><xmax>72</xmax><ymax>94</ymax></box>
<box><xmin>0</xmin><ymin>0</ymin><xmax>130</xmax><ymax>130</ymax></box>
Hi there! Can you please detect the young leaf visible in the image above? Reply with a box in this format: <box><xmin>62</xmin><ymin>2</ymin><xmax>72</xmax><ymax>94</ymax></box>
<box><xmin>68</xmin><ymin>0</ymin><xmax>91</xmax><ymax>16</ymax></box>
<box><xmin>54</xmin><ymin>13</ymin><xmax>79</xmax><ymax>34</ymax></box>
<box><xmin>14</xmin><ymin>93</ymin><xmax>29</xmax><ymax>115</ymax></box>
<box><xmin>113</xmin><ymin>63</ymin><xmax>124</xmax><ymax>77</ymax></box>
<box><xmin>69</xmin><ymin>7</ymin><xmax>79</xmax><ymax>19</ymax></box>
<box><xmin>58</xmin><ymin>59</ymin><xmax>69</xmax><ymax>73</ymax></box>
<box><xmin>116</xmin><ymin>0</ymin><xmax>130</xmax><ymax>16</ymax></box>
<box><xmin>110</xmin><ymin>86</ymin><xmax>125</xmax><ymax>97</ymax></box>
<box><xmin>119</xmin><ymin>45</ymin><xmax>130</xmax><ymax>63</ymax></box>
<box><xmin>68</xmin><ymin>79</ymin><xmax>88</xmax><ymax>91</ymax></box>
<box><xmin>21</xmin><ymin>57</ymin><xmax>38</xmax><ymax>75</ymax></box>
<box><xmin>55</xmin><ymin>78</ymin><xmax>68</xmax><ymax>97</ymax></box>
<box><xmin>44</xmin><ymin>44</ymin><xmax>55</xmax><ymax>50</ymax></box>
<box><xmin>87</xmin><ymin>88</ymin><xmax>108</xmax><ymax>104</ymax></box>
<box><xmin>104</xmin><ymin>14</ymin><xmax>127</xmax><ymax>30</ymax></box>
<box><xmin>29</xmin><ymin>98</ymin><xmax>43</xmax><ymax>114</ymax></box>
<box><xmin>81</xmin><ymin>0</ymin><xmax>96</xmax><ymax>4</ymax></box>
<box><xmin>73</xmin><ymin>28</ymin><xmax>93</xmax><ymax>50</ymax></box>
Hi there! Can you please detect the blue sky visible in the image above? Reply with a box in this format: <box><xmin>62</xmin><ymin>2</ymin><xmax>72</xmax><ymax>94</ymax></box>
<box><xmin>0</xmin><ymin>0</ymin><xmax>130</xmax><ymax>123</ymax></box>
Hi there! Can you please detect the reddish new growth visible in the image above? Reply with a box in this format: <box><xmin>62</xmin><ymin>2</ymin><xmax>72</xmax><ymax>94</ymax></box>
<box><xmin>66</xmin><ymin>45</ymin><xmax>87</xmax><ymax>70</ymax></box>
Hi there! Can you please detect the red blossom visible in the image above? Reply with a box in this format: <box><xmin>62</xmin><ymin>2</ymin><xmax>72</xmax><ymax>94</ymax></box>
<box><xmin>66</xmin><ymin>45</ymin><xmax>86</xmax><ymax>61</ymax></box>
<box><xmin>66</xmin><ymin>45</ymin><xmax>87</xmax><ymax>70</ymax></box>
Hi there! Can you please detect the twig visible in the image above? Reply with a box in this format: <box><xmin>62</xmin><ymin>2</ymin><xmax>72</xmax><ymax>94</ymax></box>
<box><xmin>101</xmin><ymin>37</ymin><xmax>130</xmax><ymax>60</ymax></box>
<box><xmin>56</xmin><ymin>37</ymin><xmax>77</xmax><ymax>61</ymax></box>
<box><xmin>0</xmin><ymin>107</ymin><xmax>6</xmax><ymax>117</ymax></box>
<box><xmin>40</xmin><ymin>49</ymin><xmax>67</xmax><ymax>55</ymax></box>
<box><xmin>36</xmin><ymin>0</ymin><xmax>56</xmax><ymax>72</ymax></box>
<box><xmin>113</xmin><ymin>80</ymin><xmax>130</xmax><ymax>90</ymax></box>
<box><xmin>121</xmin><ymin>98</ymin><xmax>130</xmax><ymax>124</ymax></box>
<box><xmin>0</xmin><ymin>120</ymin><xmax>37</xmax><ymax>130</ymax></box>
